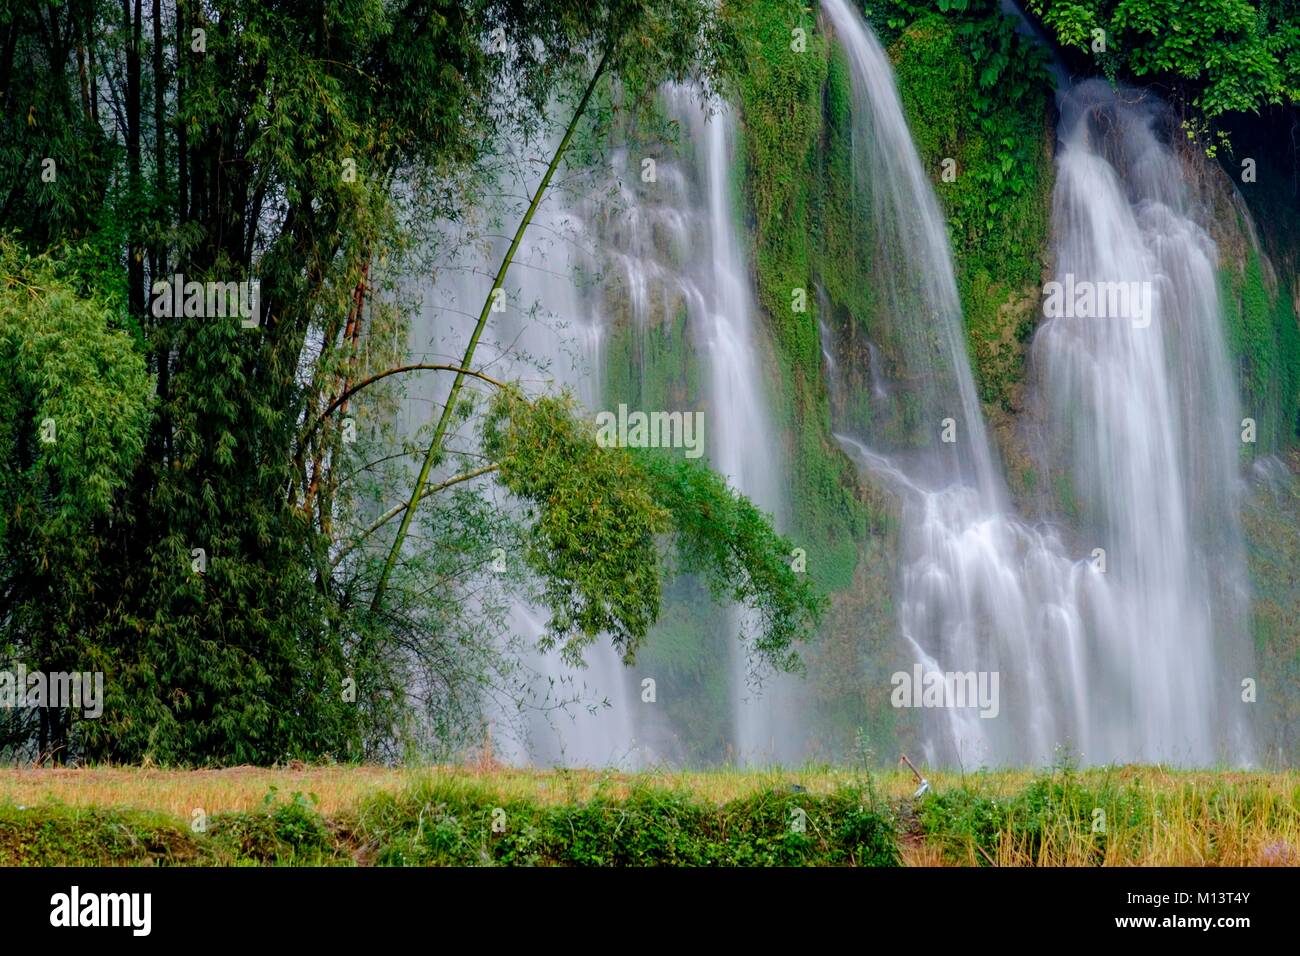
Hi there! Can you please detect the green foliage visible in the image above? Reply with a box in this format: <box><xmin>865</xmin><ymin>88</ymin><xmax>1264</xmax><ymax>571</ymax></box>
<box><xmin>634</xmin><ymin>449</ymin><xmax>827</xmax><ymax>671</ymax></box>
<box><xmin>1027</xmin><ymin>0</ymin><xmax>1300</xmax><ymax>120</ymax></box>
<box><xmin>0</xmin><ymin>804</ymin><xmax>204</xmax><ymax>866</ymax></box>
<box><xmin>482</xmin><ymin>387</ymin><xmax>824</xmax><ymax>669</ymax></box>
<box><xmin>0</xmin><ymin>6</ymin><xmax>116</xmax><ymax>250</ymax></box>
<box><xmin>482</xmin><ymin>387</ymin><xmax>670</xmax><ymax>663</ymax></box>
<box><xmin>355</xmin><ymin>778</ymin><xmax>898</xmax><ymax>866</ymax></box>
<box><xmin>729</xmin><ymin>0</ymin><xmax>870</xmax><ymax>593</ymax></box>
<box><xmin>7</xmin><ymin>767</ymin><xmax>1299</xmax><ymax>866</ymax></box>
<box><xmin>917</xmin><ymin>764</ymin><xmax>1300</xmax><ymax>864</ymax></box>
<box><xmin>918</xmin><ymin>781</ymin><xmax>1009</xmax><ymax>861</ymax></box>
<box><xmin>0</xmin><ymin>241</ymin><xmax>151</xmax><ymax>537</ymax></box>
<box><xmin>0</xmin><ymin>793</ymin><xmax>343</xmax><ymax>866</ymax></box>
<box><xmin>595</xmin><ymin>280</ymin><xmax>735</xmax><ymax>758</ymax></box>
<box><xmin>0</xmin><ymin>0</ymin><xmax>518</xmax><ymax>763</ymax></box>
<box><xmin>919</xmin><ymin>767</ymin><xmax>1123</xmax><ymax>864</ymax></box>
<box><xmin>3</xmin><ymin>0</ymin><xmax>1298</xmax><ymax>768</ymax></box>
<box><xmin>1242</xmin><ymin>462</ymin><xmax>1300</xmax><ymax>762</ymax></box>
<box><xmin>208</xmin><ymin>788</ymin><xmax>337</xmax><ymax>862</ymax></box>
<box><xmin>0</xmin><ymin>241</ymin><xmax>153</xmax><ymax>756</ymax></box>
<box><xmin>1220</xmin><ymin>250</ymin><xmax>1300</xmax><ymax>452</ymax></box>
<box><xmin>0</xmin><ymin>0</ymin><xmax>775</xmax><ymax>764</ymax></box>
<box><xmin>1213</xmin><ymin>103</ymin><xmax>1300</xmax><ymax>450</ymax></box>
<box><xmin>0</xmin><ymin>778</ymin><xmax>886</xmax><ymax>866</ymax></box>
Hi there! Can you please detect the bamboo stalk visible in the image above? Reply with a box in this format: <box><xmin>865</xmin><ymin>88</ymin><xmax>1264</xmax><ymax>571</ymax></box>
<box><xmin>369</xmin><ymin>48</ymin><xmax>612</xmax><ymax>612</ymax></box>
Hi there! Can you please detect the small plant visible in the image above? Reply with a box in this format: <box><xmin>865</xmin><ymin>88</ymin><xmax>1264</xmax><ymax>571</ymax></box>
<box><xmin>853</xmin><ymin>727</ymin><xmax>877</xmax><ymax>768</ymax></box>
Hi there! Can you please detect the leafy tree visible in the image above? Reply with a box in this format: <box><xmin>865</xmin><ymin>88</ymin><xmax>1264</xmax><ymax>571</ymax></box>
<box><xmin>1026</xmin><ymin>0</ymin><xmax>1300</xmax><ymax>118</ymax></box>
<box><xmin>482</xmin><ymin>387</ymin><xmax>823</xmax><ymax>669</ymax></box>
<box><xmin>0</xmin><ymin>241</ymin><xmax>151</xmax><ymax>758</ymax></box>
<box><xmin>0</xmin><ymin>0</ymin><xmax>824</xmax><ymax>764</ymax></box>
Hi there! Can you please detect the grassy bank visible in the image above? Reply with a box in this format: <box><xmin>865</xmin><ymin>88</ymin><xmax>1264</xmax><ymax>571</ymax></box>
<box><xmin>0</xmin><ymin>765</ymin><xmax>1296</xmax><ymax>867</ymax></box>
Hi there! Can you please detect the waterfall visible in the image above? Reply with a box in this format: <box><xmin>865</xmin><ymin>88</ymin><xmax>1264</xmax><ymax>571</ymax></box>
<box><xmin>824</xmin><ymin>0</ymin><xmax>1067</xmax><ymax>766</ymax></box>
<box><xmin>408</xmin><ymin>128</ymin><xmax>644</xmax><ymax>767</ymax></box>
<box><xmin>822</xmin><ymin>0</ymin><xmax>1252</xmax><ymax>766</ymax></box>
<box><xmin>1034</xmin><ymin>80</ymin><xmax>1253</xmax><ymax>763</ymax></box>
<box><xmin>670</xmin><ymin>91</ymin><xmax>802</xmax><ymax>765</ymax></box>
<box><xmin>408</xmin><ymin>85</ymin><xmax>794</xmax><ymax>766</ymax></box>
<box><xmin>823</xmin><ymin>0</ymin><xmax>999</xmax><ymax>501</ymax></box>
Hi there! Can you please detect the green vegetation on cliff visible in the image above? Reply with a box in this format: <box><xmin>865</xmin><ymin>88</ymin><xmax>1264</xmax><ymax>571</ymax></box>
<box><xmin>886</xmin><ymin>9</ymin><xmax>1054</xmax><ymax>415</ymax></box>
<box><xmin>720</xmin><ymin>0</ymin><xmax>1058</xmax><ymax>754</ymax></box>
<box><xmin>727</xmin><ymin>0</ymin><xmax>875</xmax><ymax>598</ymax></box>
<box><xmin>1220</xmin><ymin>251</ymin><xmax>1300</xmax><ymax>453</ymax></box>
<box><xmin>726</xmin><ymin>0</ymin><xmax>898</xmax><ymax>757</ymax></box>
<box><xmin>1243</xmin><ymin>459</ymin><xmax>1300</xmax><ymax>763</ymax></box>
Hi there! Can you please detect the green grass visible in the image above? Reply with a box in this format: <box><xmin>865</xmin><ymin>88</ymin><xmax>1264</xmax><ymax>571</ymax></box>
<box><xmin>352</xmin><ymin>777</ymin><xmax>897</xmax><ymax>866</ymax></box>
<box><xmin>1</xmin><ymin>765</ymin><xmax>1296</xmax><ymax>867</ymax></box>
<box><xmin>0</xmin><ymin>791</ymin><xmax>344</xmax><ymax>866</ymax></box>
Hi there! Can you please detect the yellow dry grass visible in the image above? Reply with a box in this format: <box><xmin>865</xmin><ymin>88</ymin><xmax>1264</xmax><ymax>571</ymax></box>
<box><xmin>0</xmin><ymin>764</ymin><xmax>922</xmax><ymax>816</ymax></box>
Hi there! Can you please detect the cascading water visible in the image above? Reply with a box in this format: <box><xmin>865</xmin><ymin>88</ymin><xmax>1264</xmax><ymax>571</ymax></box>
<box><xmin>822</xmin><ymin>0</ymin><xmax>997</xmax><ymax>498</ymax></box>
<box><xmin>668</xmin><ymin>91</ymin><xmax>802</xmax><ymax>764</ymax></box>
<box><xmin>408</xmin><ymin>132</ymin><xmax>644</xmax><ymax>767</ymax></box>
<box><xmin>822</xmin><ymin>0</ymin><xmax>1252</xmax><ymax>766</ymax></box>
<box><xmin>408</xmin><ymin>86</ymin><xmax>795</xmax><ymax>766</ymax></box>
<box><xmin>825</xmin><ymin>0</ymin><xmax>1077</xmax><ymax>766</ymax></box>
<box><xmin>1034</xmin><ymin>80</ymin><xmax>1253</xmax><ymax>763</ymax></box>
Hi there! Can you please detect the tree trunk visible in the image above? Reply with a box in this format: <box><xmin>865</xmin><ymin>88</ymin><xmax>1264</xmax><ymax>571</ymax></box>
<box><xmin>124</xmin><ymin>0</ymin><xmax>143</xmax><ymax>315</ymax></box>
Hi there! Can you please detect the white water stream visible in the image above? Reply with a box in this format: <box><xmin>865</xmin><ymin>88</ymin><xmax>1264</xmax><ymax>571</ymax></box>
<box><xmin>823</xmin><ymin>0</ymin><xmax>1251</xmax><ymax>766</ymax></box>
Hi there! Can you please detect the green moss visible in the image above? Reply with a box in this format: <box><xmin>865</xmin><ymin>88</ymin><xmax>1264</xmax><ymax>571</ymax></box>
<box><xmin>1242</xmin><ymin>461</ymin><xmax>1300</xmax><ymax>763</ymax></box>
<box><xmin>1220</xmin><ymin>248</ymin><xmax>1300</xmax><ymax>453</ymax></box>
<box><xmin>723</xmin><ymin>1</ymin><xmax>1058</xmax><ymax>756</ymax></box>
<box><xmin>730</xmin><ymin>0</ymin><xmax>872</xmax><ymax>596</ymax></box>
<box><xmin>888</xmin><ymin>16</ymin><xmax>968</xmax><ymax>163</ymax></box>
<box><xmin>1216</xmin><ymin>106</ymin><xmax>1300</xmax><ymax>450</ymax></box>
<box><xmin>602</xmin><ymin>296</ymin><xmax>698</xmax><ymax>415</ymax></box>
<box><xmin>888</xmin><ymin>12</ymin><xmax>1053</xmax><ymax>414</ymax></box>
